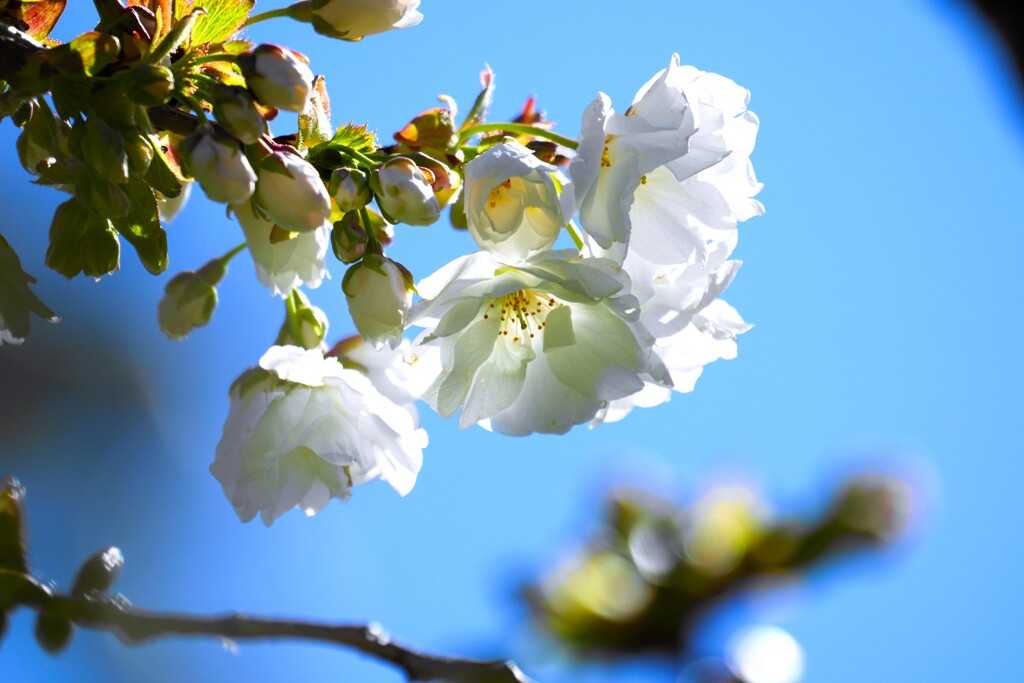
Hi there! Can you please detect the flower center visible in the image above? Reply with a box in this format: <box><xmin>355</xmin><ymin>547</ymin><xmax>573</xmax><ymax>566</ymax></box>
<box><xmin>487</xmin><ymin>178</ymin><xmax>514</xmax><ymax>208</ymax></box>
<box><xmin>482</xmin><ymin>289</ymin><xmax>565</xmax><ymax>343</ymax></box>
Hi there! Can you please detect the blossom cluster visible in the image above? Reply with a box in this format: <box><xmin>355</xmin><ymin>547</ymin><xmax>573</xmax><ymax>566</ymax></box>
<box><xmin>0</xmin><ymin>1</ymin><xmax>760</xmax><ymax>524</ymax></box>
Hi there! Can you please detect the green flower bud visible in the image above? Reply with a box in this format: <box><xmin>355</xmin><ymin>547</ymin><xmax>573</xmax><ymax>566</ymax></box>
<box><xmin>329</xmin><ymin>168</ymin><xmax>372</xmax><ymax>212</ymax></box>
<box><xmin>370</xmin><ymin>157</ymin><xmax>440</xmax><ymax>226</ymax></box>
<box><xmin>112</xmin><ymin>64</ymin><xmax>174</xmax><ymax>106</ymax></box>
<box><xmin>157</xmin><ymin>259</ymin><xmax>226</xmax><ymax>340</ymax></box>
<box><xmin>342</xmin><ymin>253</ymin><xmax>414</xmax><ymax>350</ymax></box>
<box><xmin>213</xmin><ymin>86</ymin><xmax>269</xmax><ymax>145</ymax></box>
<box><xmin>71</xmin><ymin>547</ymin><xmax>124</xmax><ymax>597</ymax></box>
<box><xmin>330</xmin><ymin>211</ymin><xmax>368</xmax><ymax>264</ymax></box>
<box><xmin>123</xmin><ymin>131</ymin><xmax>154</xmax><ymax>175</ymax></box>
<box><xmin>276</xmin><ymin>289</ymin><xmax>329</xmax><ymax>350</ymax></box>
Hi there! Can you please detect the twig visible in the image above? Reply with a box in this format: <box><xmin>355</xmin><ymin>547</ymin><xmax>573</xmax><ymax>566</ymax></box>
<box><xmin>34</xmin><ymin>593</ymin><xmax>532</xmax><ymax>683</ymax></box>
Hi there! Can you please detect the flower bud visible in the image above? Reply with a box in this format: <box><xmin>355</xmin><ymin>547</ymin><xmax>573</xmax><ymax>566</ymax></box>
<box><xmin>71</xmin><ymin>547</ymin><xmax>124</xmax><ymax>597</ymax></box>
<box><xmin>254</xmin><ymin>149</ymin><xmax>332</xmax><ymax>232</ymax></box>
<box><xmin>157</xmin><ymin>258</ymin><xmax>226</xmax><ymax>340</ymax></box>
<box><xmin>113</xmin><ymin>64</ymin><xmax>174</xmax><ymax>106</ymax></box>
<box><xmin>329</xmin><ymin>167</ymin><xmax>371</xmax><ymax>212</ymax></box>
<box><xmin>465</xmin><ymin>140</ymin><xmax>563</xmax><ymax>262</ymax></box>
<box><xmin>179</xmin><ymin>127</ymin><xmax>256</xmax><ymax>205</ymax></box>
<box><xmin>213</xmin><ymin>86</ymin><xmax>269</xmax><ymax>145</ymax></box>
<box><xmin>370</xmin><ymin>157</ymin><xmax>440</xmax><ymax>226</ymax></box>
<box><xmin>308</xmin><ymin>0</ymin><xmax>423</xmax><ymax>41</ymax></box>
<box><xmin>35</xmin><ymin>611</ymin><xmax>74</xmax><ymax>654</ymax></box>
<box><xmin>276</xmin><ymin>289</ymin><xmax>329</xmax><ymax>349</ymax></box>
<box><xmin>240</xmin><ymin>45</ymin><xmax>313</xmax><ymax>113</ymax></box>
<box><xmin>123</xmin><ymin>131</ymin><xmax>154</xmax><ymax>175</ymax></box>
<box><xmin>405</xmin><ymin>152</ymin><xmax>461</xmax><ymax>207</ymax></box>
<box><xmin>342</xmin><ymin>253</ymin><xmax>413</xmax><ymax>349</ymax></box>
<box><xmin>331</xmin><ymin>211</ymin><xmax>368</xmax><ymax>263</ymax></box>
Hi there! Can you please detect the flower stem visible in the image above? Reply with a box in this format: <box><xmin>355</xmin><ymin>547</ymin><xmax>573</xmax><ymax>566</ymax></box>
<box><xmin>222</xmin><ymin>242</ymin><xmax>248</xmax><ymax>263</ymax></box>
<box><xmin>242</xmin><ymin>6</ymin><xmax>297</xmax><ymax>28</ymax></box>
<box><xmin>186</xmin><ymin>53</ymin><xmax>240</xmax><ymax>68</ymax></box>
<box><xmin>566</xmin><ymin>221</ymin><xmax>585</xmax><ymax>251</ymax></box>
<box><xmin>285</xmin><ymin>290</ymin><xmax>304</xmax><ymax>344</ymax></box>
<box><xmin>335</xmin><ymin>144</ymin><xmax>379</xmax><ymax>169</ymax></box>
<box><xmin>457</xmin><ymin>123</ymin><xmax>578</xmax><ymax>150</ymax></box>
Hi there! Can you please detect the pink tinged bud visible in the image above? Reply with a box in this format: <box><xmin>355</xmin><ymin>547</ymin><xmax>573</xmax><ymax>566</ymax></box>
<box><xmin>342</xmin><ymin>254</ymin><xmax>413</xmax><ymax>350</ymax></box>
<box><xmin>179</xmin><ymin>128</ymin><xmax>256</xmax><ymax>205</ymax></box>
<box><xmin>254</xmin><ymin>150</ymin><xmax>332</xmax><ymax>232</ymax></box>
<box><xmin>309</xmin><ymin>0</ymin><xmax>423</xmax><ymax>41</ymax></box>
<box><xmin>370</xmin><ymin>157</ymin><xmax>440</xmax><ymax>226</ymax></box>
<box><xmin>240</xmin><ymin>45</ymin><xmax>313</xmax><ymax>113</ymax></box>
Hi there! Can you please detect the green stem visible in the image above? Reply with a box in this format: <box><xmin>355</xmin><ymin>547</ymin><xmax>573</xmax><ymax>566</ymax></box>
<box><xmin>147</xmin><ymin>9</ymin><xmax>207</xmax><ymax>65</ymax></box>
<box><xmin>457</xmin><ymin>122</ymin><xmax>578</xmax><ymax>150</ymax></box>
<box><xmin>565</xmin><ymin>221</ymin><xmax>585</xmax><ymax>251</ymax></box>
<box><xmin>285</xmin><ymin>290</ymin><xmax>304</xmax><ymax>344</ymax></box>
<box><xmin>186</xmin><ymin>53</ymin><xmax>240</xmax><ymax>68</ymax></box>
<box><xmin>360</xmin><ymin>207</ymin><xmax>382</xmax><ymax>254</ymax></box>
<box><xmin>222</xmin><ymin>241</ymin><xmax>248</xmax><ymax>263</ymax></box>
<box><xmin>242</xmin><ymin>6</ymin><xmax>298</xmax><ymax>28</ymax></box>
<box><xmin>336</xmin><ymin>144</ymin><xmax>379</xmax><ymax>169</ymax></box>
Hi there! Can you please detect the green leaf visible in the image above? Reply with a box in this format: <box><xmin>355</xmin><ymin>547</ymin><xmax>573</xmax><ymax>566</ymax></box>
<box><xmin>0</xmin><ymin>0</ymin><xmax>68</xmax><ymax>41</ymax></box>
<box><xmin>176</xmin><ymin>0</ymin><xmax>254</xmax><ymax>45</ymax></box>
<box><xmin>0</xmin><ymin>233</ymin><xmax>60</xmax><ymax>344</ymax></box>
<box><xmin>0</xmin><ymin>479</ymin><xmax>28</xmax><ymax>575</ymax></box>
<box><xmin>113</xmin><ymin>175</ymin><xmax>168</xmax><ymax>274</ymax></box>
<box><xmin>297</xmin><ymin>75</ymin><xmax>331</xmax><ymax>153</ymax></box>
<box><xmin>329</xmin><ymin>122</ymin><xmax>377</xmax><ymax>154</ymax></box>
<box><xmin>49</xmin><ymin>31</ymin><xmax>121</xmax><ymax>77</ymax></box>
<box><xmin>144</xmin><ymin>138</ymin><xmax>184</xmax><ymax>198</ymax></box>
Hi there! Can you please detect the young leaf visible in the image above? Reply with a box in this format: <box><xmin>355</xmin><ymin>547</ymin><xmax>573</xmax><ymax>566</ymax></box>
<box><xmin>177</xmin><ymin>0</ymin><xmax>254</xmax><ymax>45</ymax></box>
<box><xmin>459</xmin><ymin>64</ymin><xmax>495</xmax><ymax>133</ymax></box>
<box><xmin>49</xmin><ymin>31</ymin><xmax>121</xmax><ymax>77</ymax></box>
<box><xmin>330</xmin><ymin>122</ymin><xmax>377</xmax><ymax>154</ymax></box>
<box><xmin>0</xmin><ymin>0</ymin><xmax>67</xmax><ymax>42</ymax></box>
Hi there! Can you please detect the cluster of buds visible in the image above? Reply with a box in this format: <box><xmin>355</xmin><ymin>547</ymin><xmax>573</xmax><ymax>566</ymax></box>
<box><xmin>0</xmin><ymin>1</ymin><xmax>770</xmax><ymax>527</ymax></box>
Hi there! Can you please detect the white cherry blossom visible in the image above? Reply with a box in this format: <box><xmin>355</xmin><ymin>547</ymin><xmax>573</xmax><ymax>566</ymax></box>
<box><xmin>233</xmin><ymin>200</ymin><xmax>330</xmax><ymax>298</ymax></box>
<box><xmin>210</xmin><ymin>345</ymin><xmax>427</xmax><ymax>525</ymax></box>
<box><xmin>409</xmin><ymin>249</ymin><xmax>669</xmax><ymax>435</ymax></box>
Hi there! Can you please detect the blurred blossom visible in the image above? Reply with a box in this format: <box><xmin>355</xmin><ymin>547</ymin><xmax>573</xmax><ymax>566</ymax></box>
<box><xmin>726</xmin><ymin>626</ymin><xmax>805</xmax><ymax>683</ymax></box>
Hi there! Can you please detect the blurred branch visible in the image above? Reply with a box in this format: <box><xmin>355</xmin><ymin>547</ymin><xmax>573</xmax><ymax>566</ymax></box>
<box><xmin>527</xmin><ymin>475</ymin><xmax>909</xmax><ymax>656</ymax></box>
<box><xmin>0</xmin><ymin>479</ymin><xmax>532</xmax><ymax>683</ymax></box>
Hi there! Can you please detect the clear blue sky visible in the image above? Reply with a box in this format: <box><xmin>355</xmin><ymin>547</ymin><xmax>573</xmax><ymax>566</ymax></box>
<box><xmin>2</xmin><ymin>1</ymin><xmax>1022</xmax><ymax>680</ymax></box>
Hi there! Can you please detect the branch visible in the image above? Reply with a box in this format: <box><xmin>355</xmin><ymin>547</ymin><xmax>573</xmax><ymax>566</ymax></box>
<box><xmin>1</xmin><ymin>480</ymin><xmax>532</xmax><ymax>683</ymax></box>
<box><xmin>38</xmin><ymin>595</ymin><xmax>531</xmax><ymax>683</ymax></box>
